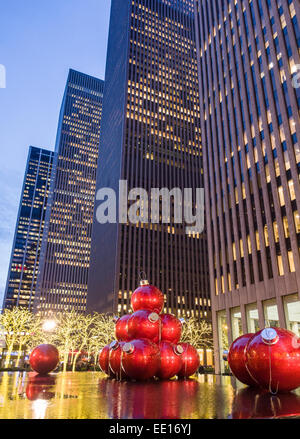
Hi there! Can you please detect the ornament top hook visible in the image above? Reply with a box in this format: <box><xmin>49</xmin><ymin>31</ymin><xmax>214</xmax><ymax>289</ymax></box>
<box><xmin>139</xmin><ymin>271</ymin><xmax>149</xmax><ymax>286</ymax></box>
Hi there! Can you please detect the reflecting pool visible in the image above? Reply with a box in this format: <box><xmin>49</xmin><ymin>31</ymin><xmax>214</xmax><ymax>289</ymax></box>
<box><xmin>0</xmin><ymin>372</ymin><xmax>299</xmax><ymax>419</ymax></box>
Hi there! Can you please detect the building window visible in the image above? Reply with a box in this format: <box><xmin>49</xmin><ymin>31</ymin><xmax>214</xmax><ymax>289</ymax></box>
<box><xmin>231</xmin><ymin>307</ymin><xmax>243</xmax><ymax>341</ymax></box>
<box><xmin>263</xmin><ymin>299</ymin><xmax>280</xmax><ymax>328</ymax></box>
<box><xmin>284</xmin><ymin>294</ymin><xmax>300</xmax><ymax>337</ymax></box>
<box><xmin>217</xmin><ymin>310</ymin><xmax>229</xmax><ymax>373</ymax></box>
<box><xmin>246</xmin><ymin>303</ymin><xmax>260</xmax><ymax>333</ymax></box>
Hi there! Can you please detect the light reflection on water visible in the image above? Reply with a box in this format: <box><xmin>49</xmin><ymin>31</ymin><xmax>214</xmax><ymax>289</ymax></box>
<box><xmin>0</xmin><ymin>372</ymin><xmax>299</xmax><ymax>419</ymax></box>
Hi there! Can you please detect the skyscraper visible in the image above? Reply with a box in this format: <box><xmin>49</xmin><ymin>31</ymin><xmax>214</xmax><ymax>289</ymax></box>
<box><xmin>34</xmin><ymin>70</ymin><xmax>104</xmax><ymax>314</ymax></box>
<box><xmin>3</xmin><ymin>146</ymin><xmax>54</xmax><ymax>311</ymax></box>
<box><xmin>195</xmin><ymin>0</ymin><xmax>300</xmax><ymax>372</ymax></box>
<box><xmin>88</xmin><ymin>0</ymin><xmax>210</xmax><ymax>319</ymax></box>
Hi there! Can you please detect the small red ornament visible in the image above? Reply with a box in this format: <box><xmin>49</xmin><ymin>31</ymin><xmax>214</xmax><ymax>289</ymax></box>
<box><xmin>115</xmin><ymin>314</ymin><xmax>131</xmax><ymax>341</ymax></box>
<box><xmin>160</xmin><ymin>314</ymin><xmax>182</xmax><ymax>344</ymax></box>
<box><xmin>228</xmin><ymin>333</ymin><xmax>257</xmax><ymax>387</ymax></box>
<box><xmin>108</xmin><ymin>341</ymin><xmax>128</xmax><ymax>380</ymax></box>
<box><xmin>128</xmin><ymin>310</ymin><xmax>161</xmax><ymax>343</ymax></box>
<box><xmin>246</xmin><ymin>327</ymin><xmax>300</xmax><ymax>392</ymax></box>
<box><xmin>99</xmin><ymin>344</ymin><xmax>115</xmax><ymax>377</ymax></box>
<box><xmin>121</xmin><ymin>339</ymin><xmax>160</xmax><ymax>380</ymax></box>
<box><xmin>29</xmin><ymin>344</ymin><xmax>59</xmax><ymax>375</ymax></box>
<box><xmin>131</xmin><ymin>279</ymin><xmax>164</xmax><ymax>314</ymax></box>
<box><xmin>156</xmin><ymin>341</ymin><xmax>183</xmax><ymax>380</ymax></box>
<box><xmin>177</xmin><ymin>343</ymin><xmax>200</xmax><ymax>378</ymax></box>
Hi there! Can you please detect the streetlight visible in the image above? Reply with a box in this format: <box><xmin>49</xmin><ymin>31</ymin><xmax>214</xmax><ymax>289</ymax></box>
<box><xmin>42</xmin><ymin>320</ymin><xmax>57</xmax><ymax>332</ymax></box>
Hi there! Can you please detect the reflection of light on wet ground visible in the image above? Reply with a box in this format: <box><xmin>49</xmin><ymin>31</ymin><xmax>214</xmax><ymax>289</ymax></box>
<box><xmin>0</xmin><ymin>372</ymin><xmax>299</xmax><ymax>419</ymax></box>
<box><xmin>32</xmin><ymin>400</ymin><xmax>49</xmax><ymax>419</ymax></box>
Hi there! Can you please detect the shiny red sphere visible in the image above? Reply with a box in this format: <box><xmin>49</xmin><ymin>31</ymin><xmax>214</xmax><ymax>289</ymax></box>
<box><xmin>99</xmin><ymin>344</ymin><xmax>115</xmax><ymax>377</ymax></box>
<box><xmin>228</xmin><ymin>333</ymin><xmax>257</xmax><ymax>387</ymax></box>
<box><xmin>177</xmin><ymin>343</ymin><xmax>200</xmax><ymax>378</ymax></box>
<box><xmin>131</xmin><ymin>283</ymin><xmax>164</xmax><ymax>314</ymax></box>
<box><xmin>246</xmin><ymin>327</ymin><xmax>300</xmax><ymax>392</ymax></box>
<box><xmin>108</xmin><ymin>341</ymin><xmax>128</xmax><ymax>380</ymax></box>
<box><xmin>128</xmin><ymin>310</ymin><xmax>161</xmax><ymax>343</ymax></box>
<box><xmin>160</xmin><ymin>314</ymin><xmax>182</xmax><ymax>344</ymax></box>
<box><xmin>156</xmin><ymin>341</ymin><xmax>183</xmax><ymax>380</ymax></box>
<box><xmin>121</xmin><ymin>339</ymin><xmax>160</xmax><ymax>380</ymax></box>
<box><xmin>29</xmin><ymin>344</ymin><xmax>59</xmax><ymax>375</ymax></box>
<box><xmin>115</xmin><ymin>314</ymin><xmax>132</xmax><ymax>342</ymax></box>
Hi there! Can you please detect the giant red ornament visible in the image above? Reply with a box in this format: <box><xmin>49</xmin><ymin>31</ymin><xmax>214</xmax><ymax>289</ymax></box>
<box><xmin>108</xmin><ymin>341</ymin><xmax>128</xmax><ymax>380</ymax></box>
<box><xmin>246</xmin><ymin>327</ymin><xmax>300</xmax><ymax>392</ymax></box>
<box><xmin>156</xmin><ymin>341</ymin><xmax>183</xmax><ymax>380</ymax></box>
<box><xmin>228</xmin><ymin>333</ymin><xmax>257</xmax><ymax>387</ymax></box>
<box><xmin>115</xmin><ymin>314</ymin><xmax>131</xmax><ymax>342</ymax></box>
<box><xmin>128</xmin><ymin>310</ymin><xmax>161</xmax><ymax>343</ymax></box>
<box><xmin>29</xmin><ymin>344</ymin><xmax>59</xmax><ymax>375</ymax></box>
<box><xmin>131</xmin><ymin>280</ymin><xmax>164</xmax><ymax>314</ymax></box>
<box><xmin>160</xmin><ymin>314</ymin><xmax>182</xmax><ymax>344</ymax></box>
<box><xmin>121</xmin><ymin>339</ymin><xmax>160</xmax><ymax>380</ymax></box>
<box><xmin>177</xmin><ymin>343</ymin><xmax>200</xmax><ymax>378</ymax></box>
<box><xmin>99</xmin><ymin>344</ymin><xmax>115</xmax><ymax>377</ymax></box>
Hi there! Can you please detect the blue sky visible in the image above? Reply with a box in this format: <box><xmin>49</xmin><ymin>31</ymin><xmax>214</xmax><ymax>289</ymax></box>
<box><xmin>0</xmin><ymin>0</ymin><xmax>111</xmax><ymax>303</ymax></box>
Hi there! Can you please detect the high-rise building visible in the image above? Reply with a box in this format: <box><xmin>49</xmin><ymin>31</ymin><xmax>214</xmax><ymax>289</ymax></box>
<box><xmin>3</xmin><ymin>146</ymin><xmax>54</xmax><ymax>311</ymax></box>
<box><xmin>34</xmin><ymin>69</ymin><xmax>104</xmax><ymax>314</ymax></box>
<box><xmin>194</xmin><ymin>0</ymin><xmax>300</xmax><ymax>372</ymax></box>
<box><xmin>88</xmin><ymin>0</ymin><xmax>210</xmax><ymax>319</ymax></box>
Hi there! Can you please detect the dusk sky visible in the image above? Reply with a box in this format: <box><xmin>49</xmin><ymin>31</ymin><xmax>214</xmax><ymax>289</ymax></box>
<box><xmin>0</xmin><ymin>0</ymin><xmax>111</xmax><ymax>303</ymax></box>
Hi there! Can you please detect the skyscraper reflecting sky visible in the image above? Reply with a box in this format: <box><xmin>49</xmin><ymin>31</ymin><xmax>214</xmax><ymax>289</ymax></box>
<box><xmin>3</xmin><ymin>146</ymin><xmax>54</xmax><ymax>311</ymax></box>
<box><xmin>34</xmin><ymin>70</ymin><xmax>104</xmax><ymax>314</ymax></box>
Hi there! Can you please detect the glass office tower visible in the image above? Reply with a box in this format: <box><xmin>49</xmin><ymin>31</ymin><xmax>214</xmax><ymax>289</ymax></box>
<box><xmin>34</xmin><ymin>70</ymin><xmax>104</xmax><ymax>314</ymax></box>
<box><xmin>3</xmin><ymin>146</ymin><xmax>54</xmax><ymax>311</ymax></box>
<box><xmin>88</xmin><ymin>0</ymin><xmax>210</xmax><ymax>319</ymax></box>
<box><xmin>195</xmin><ymin>0</ymin><xmax>300</xmax><ymax>372</ymax></box>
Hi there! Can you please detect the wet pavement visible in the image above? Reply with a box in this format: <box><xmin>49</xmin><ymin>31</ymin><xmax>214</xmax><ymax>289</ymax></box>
<box><xmin>0</xmin><ymin>372</ymin><xmax>299</xmax><ymax>419</ymax></box>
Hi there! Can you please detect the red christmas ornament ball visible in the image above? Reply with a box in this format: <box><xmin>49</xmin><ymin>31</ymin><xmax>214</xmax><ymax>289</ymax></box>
<box><xmin>246</xmin><ymin>327</ymin><xmax>300</xmax><ymax>392</ymax></box>
<box><xmin>108</xmin><ymin>341</ymin><xmax>128</xmax><ymax>380</ymax></box>
<box><xmin>156</xmin><ymin>341</ymin><xmax>183</xmax><ymax>380</ymax></box>
<box><xmin>29</xmin><ymin>344</ymin><xmax>59</xmax><ymax>375</ymax></box>
<box><xmin>121</xmin><ymin>339</ymin><xmax>160</xmax><ymax>380</ymax></box>
<box><xmin>99</xmin><ymin>344</ymin><xmax>115</xmax><ymax>377</ymax></box>
<box><xmin>160</xmin><ymin>314</ymin><xmax>182</xmax><ymax>344</ymax></box>
<box><xmin>131</xmin><ymin>280</ymin><xmax>164</xmax><ymax>314</ymax></box>
<box><xmin>115</xmin><ymin>314</ymin><xmax>131</xmax><ymax>341</ymax></box>
<box><xmin>228</xmin><ymin>333</ymin><xmax>257</xmax><ymax>387</ymax></box>
<box><xmin>177</xmin><ymin>343</ymin><xmax>200</xmax><ymax>378</ymax></box>
<box><xmin>128</xmin><ymin>310</ymin><xmax>161</xmax><ymax>343</ymax></box>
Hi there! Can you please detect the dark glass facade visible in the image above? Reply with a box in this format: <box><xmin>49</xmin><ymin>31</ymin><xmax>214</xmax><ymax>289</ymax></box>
<box><xmin>34</xmin><ymin>70</ymin><xmax>104</xmax><ymax>314</ymax></box>
<box><xmin>88</xmin><ymin>0</ymin><xmax>210</xmax><ymax>319</ymax></box>
<box><xmin>195</xmin><ymin>0</ymin><xmax>300</xmax><ymax>372</ymax></box>
<box><xmin>3</xmin><ymin>146</ymin><xmax>54</xmax><ymax>311</ymax></box>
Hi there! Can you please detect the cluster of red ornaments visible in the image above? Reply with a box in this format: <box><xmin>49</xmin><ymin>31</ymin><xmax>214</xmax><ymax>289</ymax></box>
<box><xmin>228</xmin><ymin>327</ymin><xmax>300</xmax><ymax>393</ymax></box>
<box><xmin>99</xmin><ymin>280</ymin><xmax>200</xmax><ymax>381</ymax></box>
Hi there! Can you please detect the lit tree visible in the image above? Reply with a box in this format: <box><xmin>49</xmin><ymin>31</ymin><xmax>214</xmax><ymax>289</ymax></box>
<box><xmin>181</xmin><ymin>318</ymin><xmax>213</xmax><ymax>350</ymax></box>
<box><xmin>90</xmin><ymin>313</ymin><xmax>115</xmax><ymax>366</ymax></box>
<box><xmin>54</xmin><ymin>310</ymin><xmax>81</xmax><ymax>372</ymax></box>
<box><xmin>71</xmin><ymin>313</ymin><xmax>96</xmax><ymax>372</ymax></box>
<box><xmin>0</xmin><ymin>308</ymin><xmax>42</xmax><ymax>368</ymax></box>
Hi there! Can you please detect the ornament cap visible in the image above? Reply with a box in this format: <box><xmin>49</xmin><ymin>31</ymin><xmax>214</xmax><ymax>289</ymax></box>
<box><xmin>110</xmin><ymin>340</ymin><xmax>119</xmax><ymax>350</ymax></box>
<box><xmin>179</xmin><ymin>318</ymin><xmax>185</xmax><ymax>324</ymax></box>
<box><xmin>148</xmin><ymin>312</ymin><xmax>159</xmax><ymax>323</ymax></box>
<box><xmin>261</xmin><ymin>328</ymin><xmax>279</xmax><ymax>345</ymax></box>
<box><xmin>174</xmin><ymin>345</ymin><xmax>184</xmax><ymax>355</ymax></box>
<box><xmin>123</xmin><ymin>342</ymin><xmax>134</xmax><ymax>354</ymax></box>
<box><xmin>113</xmin><ymin>315</ymin><xmax>119</xmax><ymax>324</ymax></box>
<box><xmin>140</xmin><ymin>279</ymin><xmax>149</xmax><ymax>286</ymax></box>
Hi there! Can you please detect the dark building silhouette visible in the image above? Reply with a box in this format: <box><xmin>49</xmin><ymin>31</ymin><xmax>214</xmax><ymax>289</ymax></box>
<box><xmin>195</xmin><ymin>0</ymin><xmax>300</xmax><ymax>372</ymax></box>
<box><xmin>88</xmin><ymin>0</ymin><xmax>210</xmax><ymax>319</ymax></box>
<box><xmin>3</xmin><ymin>146</ymin><xmax>54</xmax><ymax>311</ymax></box>
<box><xmin>34</xmin><ymin>70</ymin><xmax>104</xmax><ymax>314</ymax></box>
